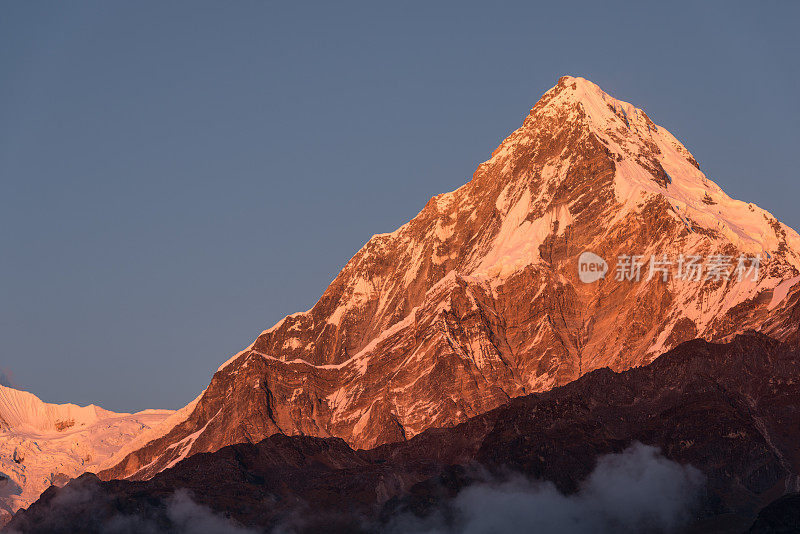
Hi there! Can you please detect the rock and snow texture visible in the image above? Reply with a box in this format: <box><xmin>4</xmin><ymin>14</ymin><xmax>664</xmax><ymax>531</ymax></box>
<box><xmin>101</xmin><ymin>76</ymin><xmax>800</xmax><ymax>482</ymax></box>
<box><xmin>0</xmin><ymin>385</ymin><xmax>172</xmax><ymax>516</ymax></box>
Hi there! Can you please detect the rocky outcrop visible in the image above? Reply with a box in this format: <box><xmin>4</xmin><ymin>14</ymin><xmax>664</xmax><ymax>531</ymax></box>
<box><xmin>12</xmin><ymin>334</ymin><xmax>800</xmax><ymax>533</ymax></box>
<box><xmin>101</xmin><ymin>76</ymin><xmax>800</xmax><ymax>481</ymax></box>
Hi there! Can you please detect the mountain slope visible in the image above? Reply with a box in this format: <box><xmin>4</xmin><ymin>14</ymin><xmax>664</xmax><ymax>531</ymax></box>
<box><xmin>12</xmin><ymin>334</ymin><xmax>800</xmax><ymax>533</ymax></box>
<box><xmin>0</xmin><ymin>385</ymin><xmax>172</xmax><ymax>518</ymax></box>
<box><xmin>101</xmin><ymin>76</ymin><xmax>800</xmax><ymax>482</ymax></box>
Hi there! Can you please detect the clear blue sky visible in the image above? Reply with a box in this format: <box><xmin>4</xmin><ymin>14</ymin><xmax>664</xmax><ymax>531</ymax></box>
<box><xmin>1</xmin><ymin>1</ymin><xmax>798</xmax><ymax>412</ymax></box>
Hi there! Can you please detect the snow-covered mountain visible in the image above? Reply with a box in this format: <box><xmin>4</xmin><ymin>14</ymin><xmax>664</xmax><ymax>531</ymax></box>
<box><xmin>100</xmin><ymin>76</ymin><xmax>800</xmax><ymax>482</ymax></box>
<box><xmin>0</xmin><ymin>385</ymin><xmax>172</xmax><ymax>518</ymax></box>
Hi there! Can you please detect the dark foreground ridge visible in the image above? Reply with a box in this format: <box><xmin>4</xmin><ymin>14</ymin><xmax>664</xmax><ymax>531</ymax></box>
<box><xmin>749</xmin><ymin>493</ymin><xmax>800</xmax><ymax>533</ymax></box>
<box><xmin>7</xmin><ymin>333</ymin><xmax>800</xmax><ymax>533</ymax></box>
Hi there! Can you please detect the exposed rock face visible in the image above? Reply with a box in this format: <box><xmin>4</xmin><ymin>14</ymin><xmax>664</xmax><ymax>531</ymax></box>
<box><xmin>12</xmin><ymin>334</ymin><xmax>800</xmax><ymax>533</ymax></box>
<box><xmin>101</xmin><ymin>76</ymin><xmax>800</xmax><ymax>481</ymax></box>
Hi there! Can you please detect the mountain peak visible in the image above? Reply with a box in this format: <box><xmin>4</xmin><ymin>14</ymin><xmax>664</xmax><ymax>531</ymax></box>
<box><xmin>482</xmin><ymin>77</ymin><xmax>800</xmax><ymax>265</ymax></box>
<box><xmin>99</xmin><ymin>76</ymin><xmax>800</xmax><ymax>485</ymax></box>
<box><xmin>555</xmin><ymin>74</ymin><xmax>605</xmax><ymax>95</ymax></box>
<box><xmin>536</xmin><ymin>75</ymin><xmax>656</xmax><ymax>136</ymax></box>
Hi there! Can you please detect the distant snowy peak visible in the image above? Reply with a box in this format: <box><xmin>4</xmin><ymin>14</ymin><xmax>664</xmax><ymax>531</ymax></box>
<box><xmin>0</xmin><ymin>385</ymin><xmax>174</xmax><ymax>516</ymax></box>
<box><xmin>0</xmin><ymin>385</ymin><xmax>117</xmax><ymax>433</ymax></box>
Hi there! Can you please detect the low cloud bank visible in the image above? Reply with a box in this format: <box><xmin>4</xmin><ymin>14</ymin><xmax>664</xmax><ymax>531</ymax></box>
<box><xmin>387</xmin><ymin>443</ymin><xmax>705</xmax><ymax>534</ymax></box>
<box><xmin>6</xmin><ymin>443</ymin><xmax>704</xmax><ymax>533</ymax></box>
<box><xmin>104</xmin><ymin>489</ymin><xmax>257</xmax><ymax>534</ymax></box>
<box><xmin>5</xmin><ymin>485</ymin><xmax>256</xmax><ymax>534</ymax></box>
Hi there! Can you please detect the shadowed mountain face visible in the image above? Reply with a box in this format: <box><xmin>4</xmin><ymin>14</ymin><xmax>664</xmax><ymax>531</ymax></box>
<box><xmin>750</xmin><ymin>493</ymin><xmax>800</xmax><ymax>533</ymax></box>
<box><xmin>9</xmin><ymin>334</ymin><xmax>800</xmax><ymax>533</ymax></box>
<box><xmin>99</xmin><ymin>76</ymin><xmax>800</xmax><ymax>483</ymax></box>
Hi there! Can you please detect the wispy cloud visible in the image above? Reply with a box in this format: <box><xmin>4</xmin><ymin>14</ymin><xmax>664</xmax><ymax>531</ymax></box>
<box><xmin>0</xmin><ymin>368</ymin><xmax>15</xmax><ymax>388</ymax></box>
<box><xmin>386</xmin><ymin>443</ymin><xmax>705</xmax><ymax>534</ymax></box>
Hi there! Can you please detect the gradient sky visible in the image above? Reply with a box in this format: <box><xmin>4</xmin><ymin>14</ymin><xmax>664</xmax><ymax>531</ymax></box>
<box><xmin>1</xmin><ymin>1</ymin><xmax>798</xmax><ymax>412</ymax></box>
